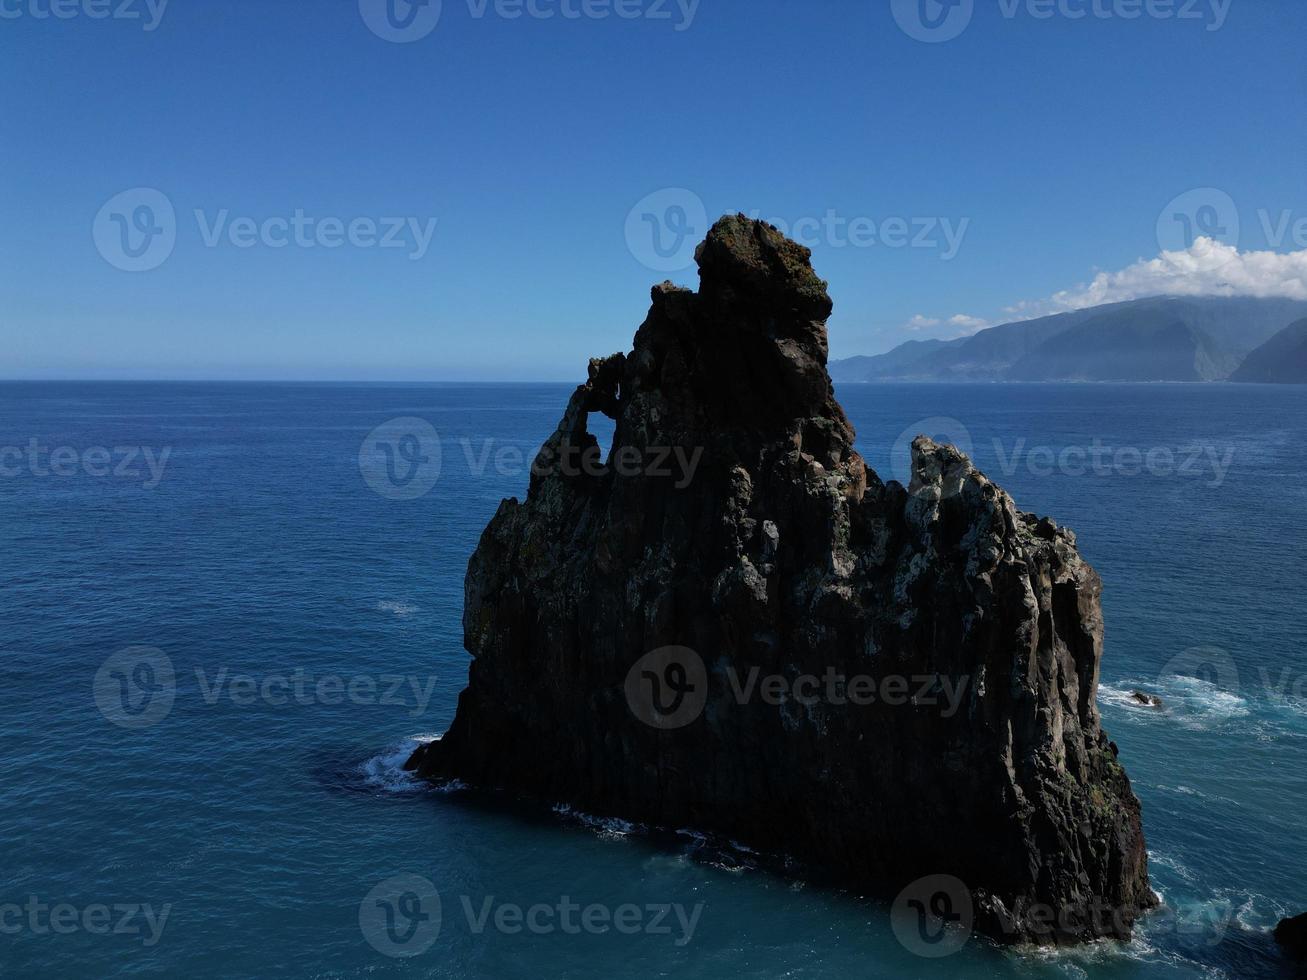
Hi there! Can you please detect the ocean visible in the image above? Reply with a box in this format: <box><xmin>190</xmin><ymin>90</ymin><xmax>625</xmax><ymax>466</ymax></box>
<box><xmin>1</xmin><ymin>380</ymin><xmax>1303</xmax><ymax>978</ymax></box>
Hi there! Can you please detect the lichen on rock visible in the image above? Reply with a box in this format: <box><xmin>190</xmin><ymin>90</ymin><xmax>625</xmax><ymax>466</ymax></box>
<box><xmin>408</xmin><ymin>214</ymin><xmax>1155</xmax><ymax>945</ymax></box>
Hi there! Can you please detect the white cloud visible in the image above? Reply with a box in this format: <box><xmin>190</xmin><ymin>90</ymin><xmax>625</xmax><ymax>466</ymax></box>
<box><xmin>905</xmin><ymin>314</ymin><xmax>941</xmax><ymax>331</ymax></box>
<box><xmin>896</xmin><ymin>240</ymin><xmax>1307</xmax><ymax>344</ymax></box>
<box><xmin>900</xmin><ymin>312</ymin><xmax>990</xmax><ymax>339</ymax></box>
<box><xmin>1019</xmin><ymin>238</ymin><xmax>1307</xmax><ymax>318</ymax></box>
<box><xmin>947</xmin><ymin>314</ymin><xmax>991</xmax><ymax>334</ymax></box>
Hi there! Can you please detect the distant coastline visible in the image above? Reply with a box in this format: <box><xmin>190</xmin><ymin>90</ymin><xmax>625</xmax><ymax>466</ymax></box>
<box><xmin>831</xmin><ymin>296</ymin><xmax>1307</xmax><ymax>385</ymax></box>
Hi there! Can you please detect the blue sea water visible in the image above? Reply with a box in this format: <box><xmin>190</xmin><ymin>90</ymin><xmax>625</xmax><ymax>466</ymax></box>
<box><xmin>1</xmin><ymin>380</ymin><xmax>1304</xmax><ymax>979</ymax></box>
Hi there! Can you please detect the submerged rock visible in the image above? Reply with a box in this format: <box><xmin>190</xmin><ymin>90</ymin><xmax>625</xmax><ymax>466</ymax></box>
<box><xmin>1130</xmin><ymin>690</ymin><xmax>1163</xmax><ymax>708</ymax></box>
<box><xmin>409</xmin><ymin>214</ymin><xmax>1155</xmax><ymax>945</ymax></box>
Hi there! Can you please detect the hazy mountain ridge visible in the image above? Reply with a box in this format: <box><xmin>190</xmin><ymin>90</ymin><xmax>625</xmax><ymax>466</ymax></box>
<box><xmin>834</xmin><ymin>297</ymin><xmax>1307</xmax><ymax>383</ymax></box>
<box><xmin>1230</xmin><ymin>318</ymin><xmax>1307</xmax><ymax>383</ymax></box>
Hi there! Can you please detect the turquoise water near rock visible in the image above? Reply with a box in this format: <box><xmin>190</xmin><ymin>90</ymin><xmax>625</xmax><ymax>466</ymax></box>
<box><xmin>1</xmin><ymin>380</ymin><xmax>1303</xmax><ymax>978</ymax></box>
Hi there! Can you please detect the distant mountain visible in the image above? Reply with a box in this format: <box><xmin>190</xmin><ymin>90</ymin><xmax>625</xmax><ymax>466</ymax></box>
<box><xmin>830</xmin><ymin>338</ymin><xmax>963</xmax><ymax>379</ymax></box>
<box><xmin>1006</xmin><ymin>312</ymin><xmax>1240</xmax><ymax>382</ymax></box>
<box><xmin>832</xmin><ymin>296</ymin><xmax>1307</xmax><ymax>383</ymax></box>
<box><xmin>1229</xmin><ymin>318</ymin><xmax>1307</xmax><ymax>383</ymax></box>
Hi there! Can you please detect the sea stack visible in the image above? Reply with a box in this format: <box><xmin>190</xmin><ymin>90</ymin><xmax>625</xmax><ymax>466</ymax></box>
<box><xmin>409</xmin><ymin>215</ymin><xmax>1155</xmax><ymax>944</ymax></box>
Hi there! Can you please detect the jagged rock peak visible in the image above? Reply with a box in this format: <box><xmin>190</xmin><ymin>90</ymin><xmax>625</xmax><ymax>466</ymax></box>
<box><xmin>694</xmin><ymin>212</ymin><xmax>835</xmax><ymax>324</ymax></box>
<box><xmin>409</xmin><ymin>215</ymin><xmax>1154</xmax><ymax>947</ymax></box>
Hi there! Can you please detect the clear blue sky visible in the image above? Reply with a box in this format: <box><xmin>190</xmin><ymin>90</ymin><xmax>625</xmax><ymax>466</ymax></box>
<box><xmin>4</xmin><ymin>0</ymin><xmax>1305</xmax><ymax>379</ymax></box>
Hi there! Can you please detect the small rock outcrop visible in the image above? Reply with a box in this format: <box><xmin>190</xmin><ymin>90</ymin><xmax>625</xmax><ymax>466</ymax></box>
<box><xmin>409</xmin><ymin>215</ymin><xmax>1154</xmax><ymax>944</ymax></box>
<box><xmin>1130</xmin><ymin>691</ymin><xmax>1163</xmax><ymax>708</ymax></box>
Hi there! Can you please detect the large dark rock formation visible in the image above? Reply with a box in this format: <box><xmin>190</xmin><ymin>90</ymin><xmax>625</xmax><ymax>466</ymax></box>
<box><xmin>1277</xmin><ymin>912</ymin><xmax>1307</xmax><ymax>960</ymax></box>
<box><xmin>409</xmin><ymin>215</ymin><xmax>1154</xmax><ymax>944</ymax></box>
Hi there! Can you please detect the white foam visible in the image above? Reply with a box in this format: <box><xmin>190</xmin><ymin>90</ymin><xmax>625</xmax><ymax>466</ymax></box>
<box><xmin>551</xmin><ymin>804</ymin><xmax>643</xmax><ymax>840</ymax></box>
<box><xmin>377</xmin><ymin>600</ymin><xmax>419</xmax><ymax>617</ymax></box>
<box><xmin>1148</xmin><ymin>849</ymin><xmax>1199</xmax><ymax>884</ymax></box>
<box><xmin>1011</xmin><ymin>922</ymin><xmax>1228</xmax><ymax>979</ymax></box>
<box><xmin>1011</xmin><ymin>930</ymin><xmax>1160</xmax><ymax>969</ymax></box>
<box><xmin>1163</xmin><ymin>676</ymin><xmax>1250</xmax><ymax>729</ymax></box>
<box><xmin>1214</xmin><ymin>888</ymin><xmax>1289</xmax><ymax>933</ymax></box>
<box><xmin>1099</xmin><ymin>676</ymin><xmax>1250</xmax><ymax>731</ymax></box>
<box><xmin>360</xmin><ymin>733</ymin><xmax>445</xmax><ymax>794</ymax></box>
<box><xmin>1097</xmin><ymin>682</ymin><xmax>1160</xmax><ymax>712</ymax></box>
<box><xmin>1152</xmin><ymin>784</ymin><xmax>1244</xmax><ymax>809</ymax></box>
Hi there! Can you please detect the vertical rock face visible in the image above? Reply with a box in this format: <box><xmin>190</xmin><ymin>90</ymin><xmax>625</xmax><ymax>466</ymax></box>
<box><xmin>409</xmin><ymin>215</ymin><xmax>1154</xmax><ymax>944</ymax></box>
